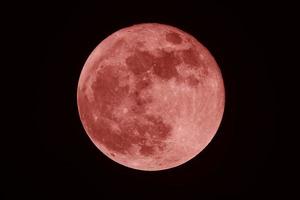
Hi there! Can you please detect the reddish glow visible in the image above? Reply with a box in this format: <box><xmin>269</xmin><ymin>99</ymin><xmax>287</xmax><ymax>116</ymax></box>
<box><xmin>77</xmin><ymin>23</ymin><xmax>225</xmax><ymax>171</ymax></box>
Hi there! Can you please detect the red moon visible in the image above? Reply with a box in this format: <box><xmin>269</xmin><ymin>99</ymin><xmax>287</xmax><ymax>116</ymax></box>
<box><xmin>77</xmin><ymin>23</ymin><xmax>225</xmax><ymax>171</ymax></box>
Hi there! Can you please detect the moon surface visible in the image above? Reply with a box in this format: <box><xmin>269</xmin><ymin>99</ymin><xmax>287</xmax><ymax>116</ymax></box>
<box><xmin>77</xmin><ymin>23</ymin><xmax>225</xmax><ymax>171</ymax></box>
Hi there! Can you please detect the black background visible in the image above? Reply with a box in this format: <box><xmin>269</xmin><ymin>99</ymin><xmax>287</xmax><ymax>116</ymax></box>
<box><xmin>9</xmin><ymin>0</ymin><xmax>295</xmax><ymax>198</ymax></box>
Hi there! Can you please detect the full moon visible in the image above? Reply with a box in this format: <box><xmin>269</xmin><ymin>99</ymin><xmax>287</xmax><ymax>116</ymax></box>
<box><xmin>77</xmin><ymin>23</ymin><xmax>225</xmax><ymax>171</ymax></box>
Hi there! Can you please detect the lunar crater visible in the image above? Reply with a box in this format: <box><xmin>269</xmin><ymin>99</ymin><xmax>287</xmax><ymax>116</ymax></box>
<box><xmin>165</xmin><ymin>31</ymin><xmax>183</xmax><ymax>44</ymax></box>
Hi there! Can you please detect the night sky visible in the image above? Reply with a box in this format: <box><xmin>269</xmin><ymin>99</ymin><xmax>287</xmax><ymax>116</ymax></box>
<box><xmin>8</xmin><ymin>0</ymin><xmax>294</xmax><ymax>198</ymax></box>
